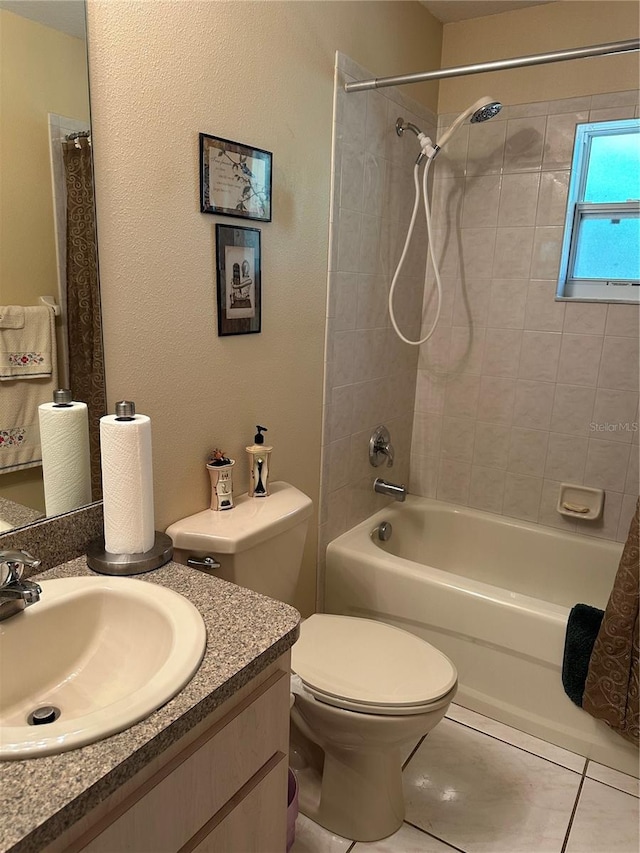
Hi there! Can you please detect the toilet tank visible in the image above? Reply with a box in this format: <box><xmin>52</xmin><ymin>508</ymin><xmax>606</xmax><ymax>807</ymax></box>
<box><xmin>166</xmin><ymin>482</ymin><xmax>312</xmax><ymax>604</ymax></box>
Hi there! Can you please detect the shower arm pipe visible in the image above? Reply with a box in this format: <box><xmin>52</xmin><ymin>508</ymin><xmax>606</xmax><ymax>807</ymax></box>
<box><xmin>344</xmin><ymin>38</ymin><xmax>640</xmax><ymax>92</ymax></box>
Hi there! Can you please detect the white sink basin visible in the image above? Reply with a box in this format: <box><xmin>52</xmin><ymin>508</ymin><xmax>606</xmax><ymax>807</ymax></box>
<box><xmin>0</xmin><ymin>575</ymin><xmax>206</xmax><ymax>759</ymax></box>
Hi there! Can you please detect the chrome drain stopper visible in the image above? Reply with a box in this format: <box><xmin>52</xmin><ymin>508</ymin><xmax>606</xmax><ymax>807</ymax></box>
<box><xmin>28</xmin><ymin>705</ymin><xmax>60</xmax><ymax>725</ymax></box>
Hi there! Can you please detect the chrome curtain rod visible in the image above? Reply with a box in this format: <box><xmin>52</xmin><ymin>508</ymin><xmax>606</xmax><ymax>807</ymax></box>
<box><xmin>344</xmin><ymin>38</ymin><xmax>640</xmax><ymax>92</ymax></box>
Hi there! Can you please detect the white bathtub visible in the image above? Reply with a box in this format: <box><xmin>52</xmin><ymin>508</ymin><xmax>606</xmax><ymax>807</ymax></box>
<box><xmin>325</xmin><ymin>495</ymin><xmax>638</xmax><ymax>776</ymax></box>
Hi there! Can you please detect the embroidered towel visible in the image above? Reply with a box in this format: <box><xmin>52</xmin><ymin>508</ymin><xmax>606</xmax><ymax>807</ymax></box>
<box><xmin>0</xmin><ymin>305</ymin><xmax>54</xmax><ymax>379</ymax></box>
<box><xmin>0</xmin><ymin>309</ymin><xmax>58</xmax><ymax>472</ymax></box>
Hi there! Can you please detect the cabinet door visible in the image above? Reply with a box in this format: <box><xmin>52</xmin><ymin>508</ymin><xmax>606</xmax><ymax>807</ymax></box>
<box><xmin>185</xmin><ymin>754</ymin><xmax>288</xmax><ymax>853</ymax></box>
<box><xmin>81</xmin><ymin>670</ymin><xmax>289</xmax><ymax>853</ymax></box>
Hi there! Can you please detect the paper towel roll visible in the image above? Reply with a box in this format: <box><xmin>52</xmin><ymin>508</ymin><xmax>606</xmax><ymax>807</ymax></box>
<box><xmin>100</xmin><ymin>413</ymin><xmax>155</xmax><ymax>555</ymax></box>
<box><xmin>38</xmin><ymin>401</ymin><xmax>92</xmax><ymax>516</ymax></box>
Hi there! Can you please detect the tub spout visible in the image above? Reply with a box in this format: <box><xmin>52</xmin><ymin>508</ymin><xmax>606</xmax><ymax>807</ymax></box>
<box><xmin>374</xmin><ymin>478</ymin><xmax>407</xmax><ymax>502</ymax></box>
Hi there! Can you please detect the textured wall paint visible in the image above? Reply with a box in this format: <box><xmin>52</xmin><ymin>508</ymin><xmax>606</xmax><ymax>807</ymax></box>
<box><xmin>85</xmin><ymin>1</ymin><xmax>441</xmax><ymax>615</ymax></box>
<box><xmin>438</xmin><ymin>1</ymin><xmax>639</xmax><ymax>113</ymax></box>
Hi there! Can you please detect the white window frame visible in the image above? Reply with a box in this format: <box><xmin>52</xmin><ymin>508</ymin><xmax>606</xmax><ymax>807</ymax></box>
<box><xmin>557</xmin><ymin>118</ymin><xmax>640</xmax><ymax>303</ymax></box>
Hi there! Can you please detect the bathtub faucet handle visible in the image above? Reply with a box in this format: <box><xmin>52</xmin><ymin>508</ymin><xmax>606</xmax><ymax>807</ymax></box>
<box><xmin>369</xmin><ymin>425</ymin><xmax>395</xmax><ymax>468</ymax></box>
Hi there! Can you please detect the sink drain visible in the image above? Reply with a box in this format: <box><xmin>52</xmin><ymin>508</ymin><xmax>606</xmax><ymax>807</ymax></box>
<box><xmin>27</xmin><ymin>706</ymin><xmax>61</xmax><ymax>726</ymax></box>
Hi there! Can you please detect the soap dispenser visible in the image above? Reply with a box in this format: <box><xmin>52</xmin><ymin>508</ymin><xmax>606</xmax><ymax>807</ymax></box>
<box><xmin>246</xmin><ymin>425</ymin><xmax>272</xmax><ymax>497</ymax></box>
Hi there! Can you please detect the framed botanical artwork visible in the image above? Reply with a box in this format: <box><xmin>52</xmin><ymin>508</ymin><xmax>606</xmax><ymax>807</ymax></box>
<box><xmin>200</xmin><ymin>133</ymin><xmax>272</xmax><ymax>222</ymax></box>
<box><xmin>215</xmin><ymin>225</ymin><xmax>261</xmax><ymax>336</ymax></box>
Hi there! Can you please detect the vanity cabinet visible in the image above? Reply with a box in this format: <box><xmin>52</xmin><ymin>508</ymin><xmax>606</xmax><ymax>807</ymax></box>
<box><xmin>46</xmin><ymin>655</ymin><xmax>291</xmax><ymax>853</ymax></box>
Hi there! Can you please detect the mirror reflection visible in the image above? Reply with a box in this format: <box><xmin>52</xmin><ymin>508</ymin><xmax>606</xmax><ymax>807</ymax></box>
<box><xmin>0</xmin><ymin>0</ymin><xmax>105</xmax><ymax>533</ymax></box>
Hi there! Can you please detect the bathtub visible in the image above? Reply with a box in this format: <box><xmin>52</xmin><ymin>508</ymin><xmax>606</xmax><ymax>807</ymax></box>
<box><xmin>325</xmin><ymin>495</ymin><xmax>638</xmax><ymax>776</ymax></box>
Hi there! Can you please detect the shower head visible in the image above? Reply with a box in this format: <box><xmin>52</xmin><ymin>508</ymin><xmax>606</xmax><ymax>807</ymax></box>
<box><xmin>470</xmin><ymin>100</ymin><xmax>502</xmax><ymax>124</ymax></box>
<box><xmin>433</xmin><ymin>95</ymin><xmax>502</xmax><ymax>157</ymax></box>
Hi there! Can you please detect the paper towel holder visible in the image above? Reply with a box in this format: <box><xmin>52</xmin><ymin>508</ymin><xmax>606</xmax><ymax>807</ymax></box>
<box><xmin>86</xmin><ymin>532</ymin><xmax>174</xmax><ymax>575</ymax></box>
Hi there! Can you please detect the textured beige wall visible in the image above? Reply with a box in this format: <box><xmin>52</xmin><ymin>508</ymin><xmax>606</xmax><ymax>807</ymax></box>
<box><xmin>85</xmin><ymin>1</ymin><xmax>441</xmax><ymax>615</ymax></box>
<box><xmin>0</xmin><ymin>10</ymin><xmax>89</xmax><ymax>307</ymax></box>
<box><xmin>438</xmin><ymin>1</ymin><xmax>639</xmax><ymax>113</ymax></box>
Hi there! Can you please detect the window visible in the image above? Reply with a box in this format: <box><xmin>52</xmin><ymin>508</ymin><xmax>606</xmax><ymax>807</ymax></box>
<box><xmin>557</xmin><ymin>118</ymin><xmax>640</xmax><ymax>302</ymax></box>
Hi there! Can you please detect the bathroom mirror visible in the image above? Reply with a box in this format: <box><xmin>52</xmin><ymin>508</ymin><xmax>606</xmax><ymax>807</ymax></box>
<box><xmin>0</xmin><ymin>0</ymin><xmax>106</xmax><ymax>533</ymax></box>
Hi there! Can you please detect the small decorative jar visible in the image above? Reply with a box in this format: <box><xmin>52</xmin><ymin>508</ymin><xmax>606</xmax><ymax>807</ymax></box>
<box><xmin>206</xmin><ymin>449</ymin><xmax>235</xmax><ymax>511</ymax></box>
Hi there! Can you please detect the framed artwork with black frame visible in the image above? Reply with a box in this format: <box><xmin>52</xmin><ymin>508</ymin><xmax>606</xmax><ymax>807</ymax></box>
<box><xmin>200</xmin><ymin>133</ymin><xmax>272</xmax><ymax>222</ymax></box>
<box><xmin>215</xmin><ymin>225</ymin><xmax>261</xmax><ymax>336</ymax></box>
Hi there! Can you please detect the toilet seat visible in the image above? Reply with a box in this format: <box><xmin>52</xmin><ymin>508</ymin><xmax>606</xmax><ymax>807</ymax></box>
<box><xmin>291</xmin><ymin>614</ymin><xmax>457</xmax><ymax>716</ymax></box>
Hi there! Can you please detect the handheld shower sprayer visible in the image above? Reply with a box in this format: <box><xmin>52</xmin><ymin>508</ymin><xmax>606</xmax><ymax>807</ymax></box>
<box><xmin>389</xmin><ymin>96</ymin><xmax>502</xmax><ymax>347</ymax></box>
<box><xmin>396</xmin><ymin>96</ymin><xmax>502</xmax><ymax>162</ymax></box>
<box><xmin>434</xmin><ymin>96</ymin><xmax>502</xmax><ymax>155</ymax></box>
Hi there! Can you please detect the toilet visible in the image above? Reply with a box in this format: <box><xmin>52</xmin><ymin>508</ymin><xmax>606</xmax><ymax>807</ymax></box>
<box><xmin>166</xmin><ymin>481</ymin><xmax>457</xmax><ymax>842</ymax></box>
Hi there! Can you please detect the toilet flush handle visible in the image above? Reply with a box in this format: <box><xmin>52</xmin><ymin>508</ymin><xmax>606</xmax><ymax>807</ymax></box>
<box><xmin>186</xmin><ymin>555</ymin><xmax>221</xmax><ymax>572</ymax></box>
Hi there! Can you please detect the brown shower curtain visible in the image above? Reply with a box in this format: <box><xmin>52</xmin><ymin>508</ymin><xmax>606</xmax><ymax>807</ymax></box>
<box><xmin>583</xmin><ymin>498</ymin><xmax>639</xmax><ymax>746</ymax></box>
<box><xmin>63</xmin><ymin>137</ymin><xmax>106</xmax><ymax>500</ymax></box>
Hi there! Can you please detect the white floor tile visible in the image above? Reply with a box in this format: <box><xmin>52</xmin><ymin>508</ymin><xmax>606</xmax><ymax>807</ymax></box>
<box><xmin>565</xmin><ymin>778</ymin><xmax>640</xmax><ymax>853</ymax></box>
<box><xmin>403</xmin><ymin>719</ymin><xmax>581</xmax><ymax>853</ymax></box>
<box><xmin>290</xmin><ymin>813</ymin><xmax>352</xmax><ymax>853</ymax></box>
<box><xmin>585</xmin><ymin>760</ymin><xmax>640</xmax><ymax>797</ymax></box>
<box><xmin>446</xmin><ymin>703</ymin><xmax>586</xmax><ymax>772</ymax></box>
<box><xmin>352</xmin><ymin>822</ymin><xmax>458</xmax><ymax>852</ymax></box>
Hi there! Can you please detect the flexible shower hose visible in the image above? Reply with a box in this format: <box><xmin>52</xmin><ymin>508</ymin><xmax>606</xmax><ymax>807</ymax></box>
<box><xmin>388</xmin><ymin>155</ymin><xmax>443</xmax><ymax>346</ymax></box>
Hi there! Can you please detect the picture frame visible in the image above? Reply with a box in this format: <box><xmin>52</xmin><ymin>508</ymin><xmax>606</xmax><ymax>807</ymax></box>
<box><xmin>200</xmin><ymin>133</ymin><xmax>272</xmax><ymax>222</ymax></box>
<box><xmin>215</xmin><ymin>225</ymin><xmax>261</xmax><ymax>336</ymax></box>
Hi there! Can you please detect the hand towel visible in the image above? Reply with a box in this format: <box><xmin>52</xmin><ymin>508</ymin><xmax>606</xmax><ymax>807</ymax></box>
<box><xmin>0</xmin><ymin>311</ymin><xmax>58</xmax><ymax>472</ymax></box>
<box><xmin>0</xmin><ymin>305</ymin><xmax>54</xmax><ymax>379</ymax></box>
<box><xmin>0</xmin><ymin>306</ymin><xmax>25</xmax><ymax>329</ymax></box>
<box><xmin>562</xmin><ymin>603</ymin><xmax>604</xmax><ymax>707</ymax></box>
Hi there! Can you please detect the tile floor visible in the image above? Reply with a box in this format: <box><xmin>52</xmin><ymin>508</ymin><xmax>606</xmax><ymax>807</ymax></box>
<box><xmin>290</xmin><ymin>703</ymin><xmax>639</xmax><ymax>853</ymax></box>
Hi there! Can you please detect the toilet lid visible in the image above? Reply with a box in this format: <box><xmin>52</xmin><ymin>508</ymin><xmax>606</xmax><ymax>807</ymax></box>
<box><xmin>291</xmin><ymin>614</ymin><xmax>457</xmax><ymax>712</ymax></box>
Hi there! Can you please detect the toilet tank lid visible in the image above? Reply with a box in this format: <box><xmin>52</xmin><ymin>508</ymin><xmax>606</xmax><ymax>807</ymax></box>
<box><xmin>165</xmin><ymin>481</ymin><xmax>313</xmax><ymax>554</ymax></box>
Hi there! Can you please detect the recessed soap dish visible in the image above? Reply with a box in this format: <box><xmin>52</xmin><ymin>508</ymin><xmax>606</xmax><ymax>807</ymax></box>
<box><xmin>557</xmin><ymin>484</ymin><xmax>604</xmax><ymax>521</ymax></box>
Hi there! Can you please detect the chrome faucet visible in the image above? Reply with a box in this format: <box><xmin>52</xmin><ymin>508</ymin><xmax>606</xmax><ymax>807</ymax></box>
<box><xmin>374</xmin><ymin>478</ymin><xmax>407</xmax><ymax>502</ymax></box>
<box><xmin>0</xmin><ymin>550</ymin><xmax>42</xmax><ymax>621</ymax></box>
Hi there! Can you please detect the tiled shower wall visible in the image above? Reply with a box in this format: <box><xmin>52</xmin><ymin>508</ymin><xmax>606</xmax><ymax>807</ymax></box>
<box><xmin>410</xmin><ymin>90</ymin><xmax>640</xmax><ymax>543</ymax></box>
<box><xmin>319</xmin><ymin>53</ymin><xmax>436</xmax><ymax>559</ymax></box>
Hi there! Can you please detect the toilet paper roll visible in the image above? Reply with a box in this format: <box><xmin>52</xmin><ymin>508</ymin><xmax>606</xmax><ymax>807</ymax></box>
<box><xmin>38</xmin><ymin>402</ymin><xmax>92</xmax><ymax>516</ymax></box>
<box><xmin>100</xmin><ymin>413</ymin><xmax>155</xmax><ymax>555</ymax></box>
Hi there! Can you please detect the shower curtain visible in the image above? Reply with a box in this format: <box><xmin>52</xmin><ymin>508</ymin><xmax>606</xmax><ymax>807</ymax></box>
<box><xmin>583</xmin><ymin>498</ymin><xmax>639</xmax><ymax>746</ymax></box>
<box><xmin>63</xmin><ymin>137</ymin><xmax>106</xmax><ymax>500</ymax></box>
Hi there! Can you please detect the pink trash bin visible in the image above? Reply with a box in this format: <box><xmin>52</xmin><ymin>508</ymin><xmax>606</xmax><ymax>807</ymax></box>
<box><xmin>286</xmin><ymin>768</ymin><xmax>299</xmax><ymax>851</ymax></box>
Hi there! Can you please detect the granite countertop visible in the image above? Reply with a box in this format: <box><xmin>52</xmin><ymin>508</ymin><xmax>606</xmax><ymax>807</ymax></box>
<box><xmin>0</xmin><ymin>498</ymin><xmax>43</xmax><ymax>531</ymax></box>
<box><xmin>0</xmin><ymin>557</ymin><xmax>300</xmax><ymax>853</ymax></box>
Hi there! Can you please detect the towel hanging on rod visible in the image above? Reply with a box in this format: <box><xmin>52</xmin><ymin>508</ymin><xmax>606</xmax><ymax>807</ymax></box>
<box><xmin>39</xmin><ymin>295</ymin><xmax>60</xmax><ymax>316</ymax></box>
<box><xmin>0</xmin><ymin>305</ymin><xmax>56</xmax><ymax>379</ymax></box>
<box><xmin>0</xmin><ymin>305</ymin><xmax>59</xmax><ymax>472</ymax></box>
